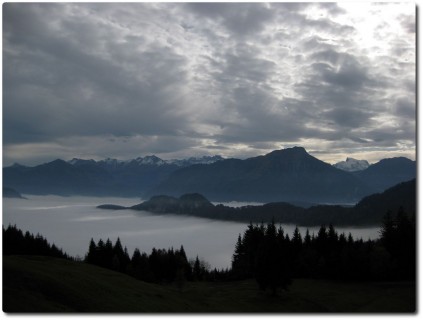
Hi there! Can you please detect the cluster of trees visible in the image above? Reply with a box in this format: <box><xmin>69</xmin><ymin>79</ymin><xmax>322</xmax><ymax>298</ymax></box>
<box><xmin>85</xmin><ymin>238</ymin><xmax>131</xmax><ymax>273</ymax></box>
<box><xmin>84</xmin><ymin>238</ymin><xmax>210</xmax><ymax>285</ymax></box>
<box><xmin>231</xmin><ymin>208</ymin><xmax>415</xmax><ymax>294</ymax></box>
<box><xmin>3</xmin><ymin>205</ymin><xmax>415</xmax><ymax>294</ymax></box>
<box><xmin>380</xmin><ymin>208</ymin><xmax>416</xmax><ymax>280</ymax></box>
<box><xmin>3</xmin><ymin>224</ymin><xmax>70</xmax><ymax>259</ymax></box>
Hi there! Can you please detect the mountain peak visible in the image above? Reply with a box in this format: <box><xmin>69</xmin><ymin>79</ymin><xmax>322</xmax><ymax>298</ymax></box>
<box><xmin>266</xmin><ymin>146</ymin><xmax>309</xmax><ymax>158</ymax></box>
<box><xmin>68</xmin><ymin>158</ymin><xmax>96</xmax><ymax>166</ymax></box>
<box><xmin>334</xmin><ymin>157</ymin><xmax>369</xmax><ymax>172</ymax></box>
<box><xmin>10</xmin><ymin>162</ymin><xmax>26</xmax><ymax>168</ymax></box>
<box><xmin>134</xmin><ymin>155</ymin><xmax>166</xmax><ymax>166</ymax></box>
<box><xmin>40</xmin><ymin>159</ymin><xmax>73</xmax><ymax>169</ymax></box>
<box><xmin>169</xmin><ymin>155</ymin><xmax>224</xmax><ymax>166</ymax></box>
<box><xmin>49</xmin><ymin>159</ymin><xmax>69</xmax><ymax>165</ymax></box>
<box><xmin>285</xmin><ymin>146</ymin><xmax>307</xmax><ymax>154</ymax></box>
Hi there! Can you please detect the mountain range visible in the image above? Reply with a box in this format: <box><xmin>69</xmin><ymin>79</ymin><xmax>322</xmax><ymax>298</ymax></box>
<box><xmin>69</xmin><ymin>155</ymin><xmax>224</xmax><ymax>168</ymax></box>
<box><xmin>3</xmin><ymin>155</ymin><xmax>224</xmax><ymax>197</ymax></box>
<box><xmin>148</xmin><ymin>147</ymin><xmax>415</xmax><ymax>203</ymax></box>
<box><xmin>3</xmin><ymin>147</ymin><xmax>416</xmax><ymax>204</ymax></box>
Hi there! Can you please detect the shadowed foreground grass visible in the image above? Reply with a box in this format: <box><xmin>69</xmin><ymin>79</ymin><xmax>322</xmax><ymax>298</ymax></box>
<box><xmin>3</xmin><ymin>255</ymin><xmax>416</xmax><ymax>313</ymax></box>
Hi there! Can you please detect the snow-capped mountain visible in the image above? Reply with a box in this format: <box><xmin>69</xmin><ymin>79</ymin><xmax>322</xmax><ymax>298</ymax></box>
<box><xmin>68</xmin><ymin>158</ymin><xmax>97</xmax><ymax>166</ymax></box>
<box><xmin>68</xmin><ymin>155</ymin><xmax>224</xmax><ymax>168</ymax></box>
<box><xmin>132</xmin><ymin>155</ymin><xmax>167</xmax><ymax>166</ymax></box>
<box><xmin>168</xmin><ymin>155</ymin><xmax>224</xmax><ymax>167</ymax></box>
<box><xmin>333</xmin><ymin>157</ymin><xmax>370</xmax><ymax>172</ymax></box>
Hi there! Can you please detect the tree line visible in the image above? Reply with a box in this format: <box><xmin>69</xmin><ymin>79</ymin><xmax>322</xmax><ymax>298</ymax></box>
<box><xmin>3</xmin><ymin>224</ymin><xmax>70</xmax><ymax>260</ymax></box>
<box><xmin>84</xmin><ymin>237</ymin><xmax>211</xmax><ymax>285</ymax></box>
<box><xmin>231</xmin><ymin>207</ymin><xmax>415</xmax><ymax>294</ymax></box>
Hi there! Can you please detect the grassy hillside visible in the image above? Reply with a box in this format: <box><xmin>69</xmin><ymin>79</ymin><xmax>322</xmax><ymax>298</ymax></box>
<box><xmin>3</xmin><ymin>255</ymin><xmax>415</xmax><ymax>313</ymax></box>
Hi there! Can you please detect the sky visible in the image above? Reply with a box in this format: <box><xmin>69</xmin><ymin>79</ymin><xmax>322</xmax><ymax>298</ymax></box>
<box><xmin>3</xmin><ymin>2</ymin><xmax>416</xmax><ymax>166</ymax></box>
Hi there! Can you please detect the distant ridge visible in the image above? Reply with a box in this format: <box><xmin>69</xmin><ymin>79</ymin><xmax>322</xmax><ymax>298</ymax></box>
<box><xmin>353</xmin><ymin>157</ymin><xmax>416</xmax><ymax>191</ymax></box>
<box><xmin>98</xmin><ymin>179</ymin><xmax>415</xmax><ymax>226</ymax></box>
<box><xmin>3</xmin><ymin>147</ymin><xmax>415</xmax><ymax>203</ymax></box>
<box><xmin>149</xmin><ymin>147</ymin><xmax>373</xmax><ymax>203</ymax></box>
<box><xmin>3</xmin><ymin>155</ymin><xmax>223</xmax><ymax>197</ymax></box>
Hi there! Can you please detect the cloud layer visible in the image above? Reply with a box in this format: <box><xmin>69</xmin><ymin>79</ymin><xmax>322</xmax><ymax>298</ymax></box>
<box><xmin>3</xmin><ymin>3</ymin><xmax>416</xmax><ymax>165</ymax></box>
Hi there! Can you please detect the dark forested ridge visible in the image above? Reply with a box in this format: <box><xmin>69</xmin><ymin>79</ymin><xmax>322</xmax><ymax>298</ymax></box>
<box><xmin>99</xmin><ymin>179</ymin><xmax>415</xmax><ymax>226</ymax></box>
<box><xmin>3</xmin><ymin>147</ymin><xmax>416</xmax><ymax>203</ymax></box>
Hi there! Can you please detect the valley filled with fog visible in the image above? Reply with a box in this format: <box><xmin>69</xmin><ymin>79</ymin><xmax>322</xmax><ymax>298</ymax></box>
<box><xmin>3</xmin><ymin>195</ymin><xmax>381</xmax><ymax>269</ymax></box>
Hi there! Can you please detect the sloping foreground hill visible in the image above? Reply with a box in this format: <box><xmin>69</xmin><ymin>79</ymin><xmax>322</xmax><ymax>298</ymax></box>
<box><xmin>3</xmin><ymin>255</ymin><xmax>415</xmax><ymax>312</ymax></box>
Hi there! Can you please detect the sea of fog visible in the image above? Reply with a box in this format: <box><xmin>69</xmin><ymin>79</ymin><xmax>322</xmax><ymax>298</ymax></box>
<box><xmin>3</xmin><ymin>195</ymin><xmax>381</xmax><ymax>269</ymax></box>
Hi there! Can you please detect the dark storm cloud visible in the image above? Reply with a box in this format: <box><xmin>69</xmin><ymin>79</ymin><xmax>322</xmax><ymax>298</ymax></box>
<box><xmin>394</xmin><ymin>97</ymin><xmax>416</xmax><ymax>119</ymax></box>
<box><xmin>3</xmin><ymin>3</ymin><xmax>416</xmax><ymax>164</ymax></box>
<box><xmin>209</xmin><ymin>86</ymin><xmax>327</xmax><ymax>145</ymax></box>
<box><xmin>299</xmin><ymin>51</ymin><xmax>378</xmax><ymax>108</ymax></box>
<box><xmin>314</xmin><ymin>56</ymin><xmax>369</xmax><ymax>90</ymax></box>
<box><xmin>220</xmin><ymin>51</ymin><xmax>276</xmax><ymax>85</ymax></box>
<box><xmin>322</xmin><ymin>108</ymin><xmax>373</xmax><ymax>128</ymax></box>
<box><xmin>4</xmin><ymin>3</ymin><xmax>193</xmax><ymax>147</ymax></box>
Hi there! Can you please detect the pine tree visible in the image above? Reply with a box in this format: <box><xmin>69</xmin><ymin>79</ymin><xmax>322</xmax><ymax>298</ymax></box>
<box><xmin>193</xmin><ymin>255</ymin><xmax>202</xmax><ymax>281</ymax></box>
<box><xmin>304</xmin><ymin>229</ymin><xmax>311</xmax><ymax>247</ymax></box>
<box><xmin>232</xmin><ymin>234</ymin><xmax>247</xmax><ymax>277</ymax></box>
<box><xmin>179</xmin><ymin>245</ymin><xmax>187</xmax><ymax>262</ymax></box>
<box><xmin>292</xmin><ymin>226</ymin><xmax>302</xmax><ymax>252</ymax></box>
<box><xmin>132</xmin><ymin>248</ymin><xmax>142</xmax><ymax>265</ymax></box>
<box><xmin>380</xmin><ymin>211</ymin><xmax>395</xmax><ymax>256</ymax></box>
<box><xmin>85</xmin><ymin>238</ymin><xmax>97</xmax><ymax>264</ymax></box>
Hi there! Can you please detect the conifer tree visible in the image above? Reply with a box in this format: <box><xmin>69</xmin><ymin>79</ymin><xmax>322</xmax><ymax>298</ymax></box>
<box><xmin>232</xmin><ymin>234</ymin><xmax>247</xmax><ymax>277</ymax></box>
<box><xmin>193</xmin><ymin>255</ymin><xmax>202</xmax><ymax>281</ymax></box>
<box><xmin>304</xmin><ymin>229</ymin><xmax>311</xmax><ymax>247</ymax></box>
<box><xmin>85</xmin><ymin>238</ymin><xmax>97</xmax><ymax>264</ymax></box>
